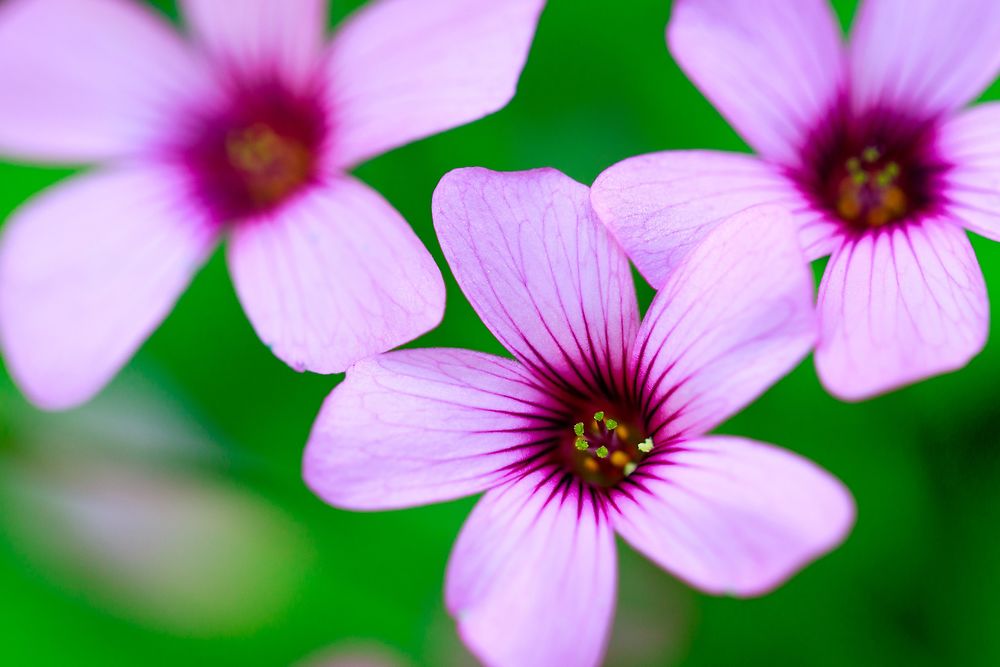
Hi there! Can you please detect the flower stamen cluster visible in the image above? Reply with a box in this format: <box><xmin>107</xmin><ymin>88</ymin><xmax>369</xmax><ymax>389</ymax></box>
<box><xmin>568</xmin><ymin>411</ymin><xmax>652</xmax><ymax>487</ymax></box>
<box><xmin>834</xmin><ymin>146</ymin><xmax>908</xmax><ymax>227</ymax></box>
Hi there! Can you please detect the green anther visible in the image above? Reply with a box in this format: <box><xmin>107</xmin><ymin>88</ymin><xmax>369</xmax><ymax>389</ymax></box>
<box><xmin>875</xmin><ymin>162</ymin><xmax>900</xmax><ymax>187</ymax></box>
<box><xmin>575</xmin><ymin>436</ymin><xmax>589</xmax><ymax>451</ymax></box>
<box><xmin>862</xmin><ymin>146</ymin><xmax>880</xmax><ymax>163</ymax></box>
<box><xmin>605</xmin><ymin>418</ymin><xmax>618</xmax><ymax>430</ymax></box>
<box><xmin>573</xmin><ymin>422</ymin><xmax>585</xmax><ymax>436</ymax></box>
<box><xmin>638</xmin><ymin>438</ymin><xmax>654</xmax><ymax>453</ymax></box>
<box><xmin>851</xmin><ymin>171</ymin><xmax>868</xmax><ymax>186</ymax></box>
<box><xmin>595</xmin><ymin>446</ymin><xmax>609</xmax><ymax>459</ymax></box>
<box><xmin>845</xmin><ymin>157</ymin><xmax>861</xmax><ymax>173</ymax></box>
<box><xmin>623</xmin><ymin>462</ymin><xmax>638</xmax><ymax>476</ymax></box>
<box><xmin>593</xmin><ymin>411</ymin><xmax>604</xmax><ymax>422</ymax></box>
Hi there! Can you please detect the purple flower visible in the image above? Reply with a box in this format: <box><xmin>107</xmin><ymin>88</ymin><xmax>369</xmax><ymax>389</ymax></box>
<box><xmin>0</xmin><ymin>0</ymin><xmax>544</xmax><ymax>409</ymax></box>
<box><xmin>592</xmin><ymin>0</ymin><xmax>1000</xmax><ymax>400</ymax></box>
<box><xmin>304</xmin><ymin>168</ymin><xmax>855</xmax><ymax>667</ymax></box>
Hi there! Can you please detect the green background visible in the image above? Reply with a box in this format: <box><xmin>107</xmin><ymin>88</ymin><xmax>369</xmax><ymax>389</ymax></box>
<box><xmin>3</xmin><ymin>0</ymin><xmax>1000</xmax><ymax>665</ymax></box>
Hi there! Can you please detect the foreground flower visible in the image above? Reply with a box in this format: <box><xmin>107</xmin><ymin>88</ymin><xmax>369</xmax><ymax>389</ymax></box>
<box><xmin>304</xmin><ymin>168</ymin><xmax>854</xmax><ymax>667</ymax></box>
<box><xmin>592</xmin><ymin>0</ymin><xmax>1000</xmax><ymax>400</ymax></box>
<box><xmin>0</xmin><ymin>0</ymin><xmax>545</xmax><ymax>410</ymax></box>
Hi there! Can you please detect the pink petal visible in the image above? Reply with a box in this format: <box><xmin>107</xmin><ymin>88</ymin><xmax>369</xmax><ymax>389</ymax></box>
<box><xmin>667</xmin><ymin>0</ymin><xmax>845</xmax><ymax>167</ymax></box>
<box><xmin>446</xmin><ymin>472</ymin><xmax>616</xmax><ymax>667</ymax></box>
<box><xmin>303</xmin><ymin>349</ymin><xmax>549</xmax><ymax>510</ymax></box>
<box><xmin>937</xmin><ymin>102</ymin><xmax>1000</xmax><ymax>241</ymax></box>
<box><xmin>324</xmin><ymin>0</ymin><xmax>545</xmax><ymax>168</ymax></box>
<box><xmin>0</xmin><ymin>165</ymin><xmax>217</xmax><ymax>410</ymax></box>
<box><xmin>849</xmin><ymin>0</ymin><xmax>1000</xmax><ymax>119</ymax></box>
<box><xmin>632</xmin><ymin>206</ymin><xmax>816</xmax><ymax>440</ymax></box>
<box><xmin>433</xmin><ymin>167</ymin><xmax>639</xmax><ymax>398</ymax></box>
<box><xmin>227</xmin><ymin>176</ymin><xmax>445</xmax><ymax>375</ymax></box>
<box><xmin>0</xmin><ymin>0</ymin><xmax>214</xmax><ymax>163</ymax></box>
<box><xmin>612</xmin><ymin>436</ymin><xmax>854</xmax><ymax>597</ymax></box>
<box><xmin>815</xmin><ymin>219</ymin><xmax>988</xmax><ymax>401</ymax></box>
<box><xmin>179</xmin><ymin>0</ymin><xmax>326</xmax><ymax>87</ymax></box>
<box><xmin>591</xmin><ymin>150</ymin><xmax>838</xmax><ymax>287</ymax></box>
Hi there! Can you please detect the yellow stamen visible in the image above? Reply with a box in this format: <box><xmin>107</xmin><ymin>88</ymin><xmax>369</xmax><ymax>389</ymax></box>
<box><xmin>610</xmin><ymin>451</ymin><xmax>629</xmax><ymax>468</ymax></box>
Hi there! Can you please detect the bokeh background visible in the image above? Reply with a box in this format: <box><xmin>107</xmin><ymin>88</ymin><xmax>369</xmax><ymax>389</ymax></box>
<box><xmin>3</xmin><ymin>0</ymin><xmax>1000</xmax><ymax>664</ymax></box>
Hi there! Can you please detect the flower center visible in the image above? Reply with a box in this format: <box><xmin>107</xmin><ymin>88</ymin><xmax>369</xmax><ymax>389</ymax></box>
<box><xmin>181</xmin><ymin>77</ymin><xmax>327</xmax><ymax>224</ymax></box>
<box><xmin>225</xmin><ymin>123</ymin><xmax>313</xmax><ymax>209</ymax></box>
<box><xmin>564</xmin><ymin>410</ymin><xmax>652</xmax><ymax>488</ymax></box>
<box><xmin>797</xmin><ymin>105</ymin><xmax>947</xmax><ymax>233</ymax></box>
<box><xmin>832</xmin><ymin>147</ymin><xmax>907</xmax><ymax>228</ymax></box>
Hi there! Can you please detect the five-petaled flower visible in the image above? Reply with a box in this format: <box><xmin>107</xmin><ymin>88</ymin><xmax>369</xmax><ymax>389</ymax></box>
<box><xmin>304</xmin><ymin>168</ymin><xmax>855</xmax><ymax>667</ymax></box>
<box><xmin>593</xmin><ymin>0</ymin><xmax>1000</xmax><ymax>400</ymax></box>
<box><xmin>0</xmin><ymin>0</ymin><xmax>544</xmax><ymax>409</ymax></box>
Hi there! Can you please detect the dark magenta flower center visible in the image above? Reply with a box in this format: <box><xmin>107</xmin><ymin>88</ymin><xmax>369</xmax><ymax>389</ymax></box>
<box><xmin>180</xmin><ymin>77</ymin><xmax>328</xmax><ymax>224</ymax></box>
<box><xmin>560</xmin><ymin>407</ymin><xmax>651</xmax><ymax>488</ymax></box>
<box><xmin>796</xmin><ymin>104</ymin><xmax>948</xmax><ymax>232</ymax></box>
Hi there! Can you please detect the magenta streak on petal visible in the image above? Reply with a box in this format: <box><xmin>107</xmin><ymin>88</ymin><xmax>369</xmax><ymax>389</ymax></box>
<box><xmin>173</xmin><ymin>71</ymin><xmax>330</xmax><ymax>225</ymax></box>
<box><xmin>476</xmin><ymin>301</ymin><xmax>702</xmax><ymax>493</ymax></box>
<box><xmin>497</xmin><ymin>465</ymin><xmax>614</xmax><ymax>546</ymax></box>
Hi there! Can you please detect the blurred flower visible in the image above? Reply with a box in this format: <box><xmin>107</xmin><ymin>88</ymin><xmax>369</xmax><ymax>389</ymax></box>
<box><xmin>592</xmin><ymin>0</ymin><xmax>1000</xmax><ymax>401</ymax></box>
<box><xmin>0</xmin><ymin>0</ymin><xmax>546</xmax><ymax>410</ymax></box>
<box><xmin>2</xmin><ymin>460</ymin><xmax>311</xmax><ymax>637</ymax></box>
<box><xmin>296</xmin><ymin>642</ymin><xmax>411</xmax><ymax>667</ymax></box>
<box><xmin>0</xmin><ymin>369</ymin><xmax>312</xmax><ymax>637</ymax></box>
<box><xmin>304</xmin><ymin>168</ymin><xmax>854</xmax><ymax>667</ymax></box>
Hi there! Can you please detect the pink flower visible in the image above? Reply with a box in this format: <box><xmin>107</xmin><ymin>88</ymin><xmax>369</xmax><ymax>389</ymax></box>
<box><xmin>304</xmin><ymin>168</ymin><xmax>855</xmax><ymax>667</ymax></box>
<box><xmin>592</xmin><ymin>0</ymin><xmax>1000</xmax><ymax>400</ymax></box>
<box><xmin>0</xmin><ymin>0</ymin><xmax>545</xmax><ymax>410</ymax></box>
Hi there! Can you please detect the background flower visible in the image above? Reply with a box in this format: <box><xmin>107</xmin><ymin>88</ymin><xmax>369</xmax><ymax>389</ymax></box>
<box><xmin>0</xmin><ymin>0</ymin><xmax>544</xmax><ymax>410</ymax></box>
<box><xmin>592</xmin><ymin>0</ymin><xmax>1000</xmax><ymax>400</ymax></box>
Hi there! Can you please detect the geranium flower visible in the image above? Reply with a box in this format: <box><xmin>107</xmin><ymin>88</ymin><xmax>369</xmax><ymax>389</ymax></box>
<box><xmin>0</xmin><ymin>0</ymin><xmax>544</xmax><ymax>409</ymax></box>
<box><xmin>304</xmin><ymin>168</ymin><xmax>854</xmax><ymax>667</ymax></box>
<box><xmin>592</xmin><ymin>0</ymin><xmax>1000</xmax><ymax>400</ymax></box>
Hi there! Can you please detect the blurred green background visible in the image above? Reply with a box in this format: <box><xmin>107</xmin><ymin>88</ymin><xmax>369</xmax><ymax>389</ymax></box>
<box><xmin>3</xmin><ymin>0</ymin><xmax>1000</xmax><ymax>664</ymax></box>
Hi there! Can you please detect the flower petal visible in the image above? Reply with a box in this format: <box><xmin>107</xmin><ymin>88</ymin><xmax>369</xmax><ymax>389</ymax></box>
<box><xmin>591</xmin><ymin>150</ymin><xmax>838</xmax><ymax>287</ymax></box>
<box><xmin>325</xmin><ymin>0</ymin><xmax>545</xmax><ymax>167</ymax></box>
<box><xmin>433</xmin><ymin>167</ymin><xmax>640</xmax><ymax>399</ymax></box>
<box><xmin>937</xmin><ymin>102</ymin><xmax>1000</xmax><ymax>241</ymax></box>
<box><xmin>0</xmin><ymin>0</ymin><xmax>213</xmax><ymax>163</ymax></box>
<box><xmin>227</xmin><ymin>176</ymin><xmax>445</xmax><ymax>375</ymax></box>
<box><xmin>303</xmin><ymin>348</ymin><xmax>550</xmax><ymax>510</ymax></box>
<box><xmin>849</xmin><ymin>0</ymin><xmax>1000</xmax><ymax>118</ymax></box>
<box><xmin>815</xmin><ymin>219</ymin><xmax>988</xmax><ymax>401</ymax></box>
<box><xmin>0</xmin><ymin>164</ymin><xmax>216</xmax><ymax>410</ymax></box>
<box><xmin>667</xmin><ymin>0</ymin><xmax>845</xmax><ymax>167</ymax></box>
<box><xmin>179</xmin><ymin>0</ymin><xmax>326</xmax><ymax>87</ymax></box>
<box><xmin>632</xmin><ymin>206</ymin><xmax>816</xmax><ymax>440</ymax></box>
<box><xmin>612</xmin><ymin>436</ymin><xmax>854</xmax><ymax>597</ymax></box>
<box><xmin>446</xmin><ymin>471</ymin><xmax>616</xmax><ymax>667</ymax></box>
